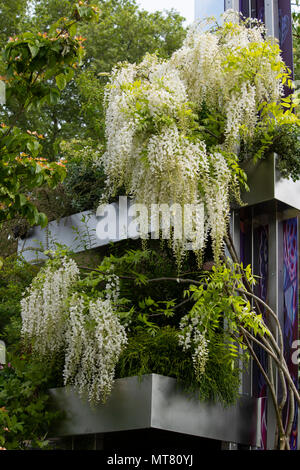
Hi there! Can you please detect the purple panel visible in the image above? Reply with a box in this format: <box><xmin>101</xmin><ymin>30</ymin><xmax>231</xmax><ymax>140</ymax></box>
<box><xmin>283</xmin><ymin>218</ymin><xmax>298</xmax><ymax>450</ymax></box>
<box><xmin>240</xmin><ymin>0</ymin><xmax>250</xmax><ymax>18</ymax></box>
<box><xmin>239</xmin><ymin>1</ymin><xmax>264</xmax><ymax>21</ymax></box>
<box><xmin>278</xmin><ymin>0</ymin><xmax>294</xmax><ymax>76</ymax></box>
<box><xmin>238</xmin><ymin>0</ymin><xmax>292</xmax><ymax>75</ymax></box>
<box><xmin>256</xmin><ymin>0</ymin><xmax>265</xmax><ymax>22</ymax></box>
<box><xmin>253</xmin><ymin>225</ymin><xmax>268</xmax><ymax>450</ymax></box>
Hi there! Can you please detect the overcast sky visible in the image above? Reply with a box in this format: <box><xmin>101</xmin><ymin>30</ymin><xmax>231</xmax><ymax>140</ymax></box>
<box><xmin>137</xmin><ymin>0</ymin><xmax>225</xmax><ymax>25</ymax></box>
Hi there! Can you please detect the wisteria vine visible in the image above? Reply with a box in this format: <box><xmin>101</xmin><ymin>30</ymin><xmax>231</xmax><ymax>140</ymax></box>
<box><xmin>100</xmin><ymin>10</ymin><xmax>296</xmax><ymax>264</ymax></box>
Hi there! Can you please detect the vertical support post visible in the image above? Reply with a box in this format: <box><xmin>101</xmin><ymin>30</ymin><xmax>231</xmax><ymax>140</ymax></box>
<box><xmin>282</xmin><ymin>217</ymin><xmax>299</xmax><ymax>450</ymax></box>
<box><xmin>265</xmin><ymin>208</ymin><xmax>280</xmax><ymax>449</ymax></box>
<box><xmin>232</xmin><ymin>208</ymin><xmax>253</xmax><ymax>397</ymax></box>
<box><xmin>224</xmin><ymin>0</ymin><xmax>240</xmax><ymax>12</ymax></box>
<box><xmin>264</xmin><ymin>0</ymin><xmax>279</xmax><ymax>38</ymax></box>
<box><xmin>0</xmin><ymin>340</ymin><xmax>6</xmax><ymax>365</ymax></box>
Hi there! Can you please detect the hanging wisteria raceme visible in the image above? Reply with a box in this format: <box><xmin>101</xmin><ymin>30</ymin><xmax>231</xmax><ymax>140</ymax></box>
<box><xmin>100</xmin><ymin>11</ymin><xmax>291</xmax><ymax>264</ymax></box>
<box><xmin>170</xmin><ymin>10</ymin><xmax>286</xmax><ymax>149</ymax></box>
<box><xmin>101</xmin><ymin>52</ymin><xmax>236</xmax><ymax>262</ymax></box>
<box><xmin>203</xmin><ymin>152</ymin><xmax>232</xmax><ymax>262</ymax></box>
<box><xmin>178</xmin><ymin>313</ymin><xmax>209</xmax><ymax>380</ymax></box>
<box><xmin>64</xmin><ymin>295</ymin><xmax>127</xmax><ymax>403</ymax></box>
<box><xmin>21</xmin><ymin>256</ymin><xmax>127</xmax><ymax>404</ymax></box>
<box><xmin>21</xmin><ymin>257</ymin><xmax>79</xmax><ymax>356</ymax></box>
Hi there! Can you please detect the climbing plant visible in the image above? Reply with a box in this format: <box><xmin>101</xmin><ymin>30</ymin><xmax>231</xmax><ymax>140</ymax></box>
<box><xmin>100</xmin><ymin>11</ymin><xmax>299</xmax><ymax>265</ymax></box>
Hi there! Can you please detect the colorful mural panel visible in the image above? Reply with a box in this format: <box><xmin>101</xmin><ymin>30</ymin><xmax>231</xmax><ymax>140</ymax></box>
<box><xmin>253</xmin><ymin>225</ymin><xmax>269</xmax><ymax>450</ymax></box>
<box><xmin>278</xmin><ymin>0</ymin><xmax>294</xmax><ymax>76</ymax></box>
<box><xmin>283</xmin><ymin>218</ymin><xmax>298</xmax><ymax>450</ymax></box>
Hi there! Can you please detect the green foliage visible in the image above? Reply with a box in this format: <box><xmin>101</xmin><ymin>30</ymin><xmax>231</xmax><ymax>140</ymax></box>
<box><xmin>240</xmin><ymin>123</ymin><xmax>300</xmax><ymax>181</ymax></box>
<box><xmin>74</xmin><ymin>0</ymin><xmax>186</xmax><ymax>142</ymax></box>
<box><xmin>82</xmin><ymin>0</ymin><xmax>186</xmax><ymax>69</ymax></box>
<box><xmin>2</xmin><ymin>244</ymin><xmax>273</xmax><ymax>433</ymax></box>
<box><xmin>60</xmin><ymin>138</ymin><xmax>106</xmax><ymax>212</ymax></box>
<box><xmin>116</xmin><ymin>326</ymin><xmax>241</xmax><ymax>406</ymax></box>
<box><xmin>74</xmin><ymin>247</ymin><xmax>246</xmax><ymax>407</ymax></box>
<box><xmin>0</xmin><ymin>254</ymin><xmax>62</xmax><ymax>450</ymax></box>
<box><xmin>0</xmin><ymin>0</ymin><xmax>187</xmax><ymax>230</ymax></box>
<box><xmin>235</xmin><ymin>8</ymin><xmax>300</xmax><ymax>179</ymax></box>
<box><xmin>182</xmin><ymin>261</ymin><xmax>268</xmax><ymax>368</ymax></box>
<box><xmin>0</xmin><ymin>255</ymin><xmax>39</xmax><ymax>347</ymax></box>
<box><xmin>193</xmin><ymin>17</ymin><xmax>300</xmax><ymax>181</ymax></box>
<box><xmin>0</xmin><ymin>4</ymin><xmax>100</xmax><ymax>226</ymax></box>
<box><xmin>0</xmin><ymin>356</ymin><xmax>62</xmax><ymax>450</ymax></box>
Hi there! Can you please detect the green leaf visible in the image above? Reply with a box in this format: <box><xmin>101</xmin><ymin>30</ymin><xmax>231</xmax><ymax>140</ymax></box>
<box><xmin>37</xmin><ymin>212</ymin><xmax>48</xmax><ymax>228</ymax></box>
<box><xmin>16</xmin><ymin>193</ymin><xmax>27</xmax><ymax>207</ymax></box>
<box><xmin>69</xmin><ymin>23</ymin><xmax>78</xmax><ymax>37</ymax></box>
<box><xmin>55</xmin><ymin>74</ymin><xmax>67</xmax><ymax>91</ymax></box>
<box><xmin>48</xmin><ymin>88</ymin><xmax>60</xmax><ymax>105</ymax></box>
<box><xmin>28</xmin><ymin>44</ymin><xmax>40</xmax><ymax>59</ymax></box>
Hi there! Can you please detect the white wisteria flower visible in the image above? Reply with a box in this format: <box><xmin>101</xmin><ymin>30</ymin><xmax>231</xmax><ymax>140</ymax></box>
<box><xmin>21</xmin><ymin>256</ymin><xmax>127</xmax><ymax>404</ymax></box>
<box><xmin>64</xmin><ymin>295</ymin><xmax>127</xmax><ymax>403</ymax></box>
<box><xmin>101</xmin><ymin>54</ymin><xmax>235</xmax><ymax>262</ymax></box>
<box><xmin>178</xmin><ymin>313</ymin><xmax>209</xmax><ymax>380</ymax></box>
<box><xmin>99</xmin><ymin>12</ymin><xmax>290</xmax><ymax>266</ymax></box>
<box><xmin>21</xmin><ymin>257</ymin><xmax>79</xmax><ymax>356</ymax></box>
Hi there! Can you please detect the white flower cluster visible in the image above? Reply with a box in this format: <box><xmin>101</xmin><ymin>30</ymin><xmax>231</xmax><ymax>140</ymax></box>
<box><xmin>192</xmin><ymin>331</ymin><xmax>210</xmax><ymax>381</ymax></box>
<box><xmin>178</xmin><ymin>314</ymin><xmax>209</xmax><ymax>380</ymax></box>
<box><xmin>171</xmin><ymin>11</ymin><xmax>284</xmax><ymax>149</ymax></box>
<box><xmin>203</xmin><ymin>152</ymin><xmax>232</xmax><ymax>261</ymax></box>
<box><xmin>102</xmin><ymin>53</ymin><xmax>235</xmax><ymax>261</ymax></box>
<box><xmin>101</xmin><ymin>14</ymin><xmax>286</xmax><ymax>263</ymax></box>
<box><xmin>21</xmin><ymin>257</ymin><xmax>127</xmax><ymax>403</ymax></box>
<box><xmin>21</xmin><ymin>257</ymin><xmax>79</xmax><ymax>356</ymax></box>
<box><xmin>64</xmin><ymin>295</ymin><xmax>127</xmax><ymax>403</ymax></box>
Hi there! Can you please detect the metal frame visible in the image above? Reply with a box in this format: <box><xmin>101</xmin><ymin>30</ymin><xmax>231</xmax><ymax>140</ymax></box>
<box><xmin>265</xmin><ymin>0</ymin><xmax>279</xmax><ymax>38</ymax></box>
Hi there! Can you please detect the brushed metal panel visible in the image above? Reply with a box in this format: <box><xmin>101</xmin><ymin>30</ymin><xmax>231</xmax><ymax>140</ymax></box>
<box><xmin>241</xmin><ymin>155</ymin><xmax>275</xmax><ymax>207</ymax></box>
<box><xmin>18</xmin><ymin>199</ymin><xmax>137</xmax><ymax>263</ymax></box>
<box><xmin>275</xmin><ymin>174</ymin><xmax>300</xmax><ymax>212</ymax></box>
<box><xmin>49</xmin><ymin>374</ymin><xmax>258</xmax><ymax>445</ymax></box>
<box><xmin>49</xmin><ymin>375</ymin><xmax>152</xmax><ymax>437</ymax></box>
<box><xmin>150</xmin><ymin>375</ymin><xmax>258</xmax><ymax>446</ymax></box>
<box><xmin>241</xmin><ymin>154</ymin><xmax>300</xmax><ymax>212</ymax></box>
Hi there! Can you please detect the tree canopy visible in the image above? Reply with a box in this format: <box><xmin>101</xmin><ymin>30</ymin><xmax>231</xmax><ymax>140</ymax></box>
<box><xmin>0</xmin><ymin>0</ymin><xmax>187</xmax><ymax>162</ymax></box>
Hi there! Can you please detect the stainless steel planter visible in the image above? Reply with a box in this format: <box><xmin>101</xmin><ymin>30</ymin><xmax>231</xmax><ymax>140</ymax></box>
<box><xmin>241</xmin><ymin>154</ymin><xmax>300</xmax><ymax>211</ymax></box>
<box><xmin>49</xmin><ymin>374</ymin><xmax>259</xmax><ymax>446</ymax></box>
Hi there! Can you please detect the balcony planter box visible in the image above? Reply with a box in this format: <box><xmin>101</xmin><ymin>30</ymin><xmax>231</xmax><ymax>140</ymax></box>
<box><xmin>18</xmin><ymin>199</ymin><xmax>137</xmax><ymax>263</ymax></box>
<box><xmin>49</xmin><ymin>374</ymin><xmax>259</xmax><ymax>447</ymax></box>
<box><xmin>241</xmin><ymin>153</ymin><xmax>300</xmax><ymax>211</ymax></box>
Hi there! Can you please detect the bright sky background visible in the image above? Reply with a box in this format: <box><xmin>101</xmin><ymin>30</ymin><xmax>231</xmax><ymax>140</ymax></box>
<box><xmin>136</xmin><ymin>0</ymin><xmax>225</xmax><ymax>25</ymax></box>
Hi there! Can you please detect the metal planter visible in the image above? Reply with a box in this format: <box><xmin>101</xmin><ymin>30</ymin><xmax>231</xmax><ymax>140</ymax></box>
<box><xmin>49</xmin><ymin>374</ymin><xmax>259</xmax><ymax>447</ymax></box>
<box><xmin>241</xmin><ymin>153</ymin><xmax>300</xmax><ymax>211</ymax></box>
